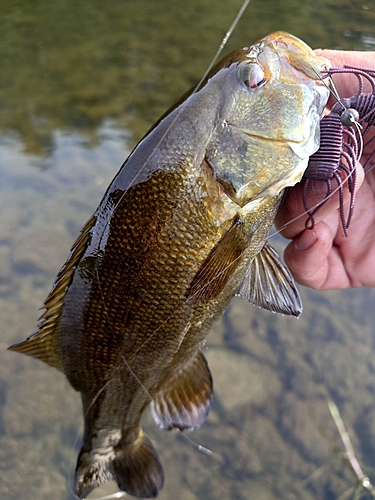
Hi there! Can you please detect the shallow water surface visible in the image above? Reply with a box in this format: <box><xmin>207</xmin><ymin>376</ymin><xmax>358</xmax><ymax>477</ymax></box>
<box><xmin>1</xmin><ymin>1</ymin><xmax>375</xmax><ymax>499</ymax></box>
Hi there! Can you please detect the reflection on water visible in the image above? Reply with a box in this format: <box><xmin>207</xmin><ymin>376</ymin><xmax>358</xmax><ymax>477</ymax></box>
<box><xmin>1</xmin><ymin>0</ymin><xmax>375</xmax><ymax>157</ymax></box>
<box><xmin>1</xmin><ymin>0</ymin><xmax>375</xmax><ymax>499</ymax></box>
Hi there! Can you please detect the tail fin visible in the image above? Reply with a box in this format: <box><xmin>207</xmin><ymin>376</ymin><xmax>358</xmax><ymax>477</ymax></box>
<box><xmin>75</xmin><ymin>430</ymin><xmax>164</xmax><ymax>499</ymax></box>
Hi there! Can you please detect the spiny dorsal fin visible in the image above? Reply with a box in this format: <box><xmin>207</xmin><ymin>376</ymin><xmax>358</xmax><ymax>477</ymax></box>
<box><xmin>187</xmin><ymin>215</ymin><xmax>248</xmax><ymax>303</ymax></box>
<box><xmin>8</xmin><ymin>215</ymin><xmax>97</xmax><ymax>370</ymax></box>
<box><xmin>151</xmin><ymin>349</ymin><xmax>213</xmax><ymax>431</ymax></box>
<box><xmin>236</xmin><ymin>241</ymin><xmax>302</xmax><ymax>317</ymax></box>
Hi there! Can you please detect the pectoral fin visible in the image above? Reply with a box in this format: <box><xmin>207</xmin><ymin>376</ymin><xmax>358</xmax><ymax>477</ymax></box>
<box><xmin>187</xmin><ymin>215</ymin><xmax>248</xmax><ymax>303</ymax></box>
<box><xmin>237</xmin><ymin>242</ymin><xmax>302</xmax><ymax>317</ymax></box>
<box><xmin>151</xmin><ymin>349</ymin><xmax>213</xmax><ymax>431</ymax></box>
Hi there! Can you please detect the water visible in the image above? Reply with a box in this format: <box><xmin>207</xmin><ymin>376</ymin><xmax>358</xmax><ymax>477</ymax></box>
<box><xmin>1</xmin><ymin>0</ymin><xmax>375</xmax><ymax>499</ymax></box>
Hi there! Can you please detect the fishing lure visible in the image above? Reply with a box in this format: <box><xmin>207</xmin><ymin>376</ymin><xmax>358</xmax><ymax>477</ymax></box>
<box><xmin>302</xmin><ymin>65</ymin><xmax>375</xmax><ymax>236</ymax></box>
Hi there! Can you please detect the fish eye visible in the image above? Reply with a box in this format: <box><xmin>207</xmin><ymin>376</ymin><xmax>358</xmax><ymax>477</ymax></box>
<box><xmin>238</xmin><ymin>62</ymin><xmax>266</xmax><ymax>90</ymax></box>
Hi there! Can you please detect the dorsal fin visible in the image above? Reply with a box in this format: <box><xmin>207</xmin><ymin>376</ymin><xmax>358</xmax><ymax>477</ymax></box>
<box><xmin>187</xmin><ymin>215</ymin><xmax>248</xmax><ymax>303</ymax></box>
<box><xmin>8</xmin><ymin>215</ymin><xmax>97</xmax><ymax>370</ymax></box>
<box><xmin>151</xmin><ymin>349</ymin><xmax>213</xmax><ymax>431</ymax></box>
<box><xmin>236</xmin><ymin>241</ymin><xmax>302</xmax><ymax>317</ymax></box>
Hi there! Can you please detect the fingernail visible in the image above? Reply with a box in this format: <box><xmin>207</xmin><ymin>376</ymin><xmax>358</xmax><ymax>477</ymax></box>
<box><xmin>296</xmin><ymin>229</ymin><xmax>316</xmax><ymax>251</ymax></box>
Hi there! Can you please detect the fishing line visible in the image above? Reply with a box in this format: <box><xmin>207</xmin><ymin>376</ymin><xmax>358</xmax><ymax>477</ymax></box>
<box><xmin>115</xmin><ymin>165</ymin><xmax>364</xmax><ymax>360</ymax></box>
<box><xmin>87</xmin><ymin>64</ymin><xmax>366</xmax><ymax>484</ymax></box>
<box><xmin>91</xmin><ymin>58</ymin><xmax>363</xmax><ymax>403</ymax></box>
<box><xmin>67</xmin><ymin>267</ymin><xmax>158</xmax><ymax>498</ymax></box>
<box><xmin>314</xmin><ymin>70</ymin><xmax>346</xmax><ymax>112</ymax></box>
<box><xmin>96</xmin><ymin>272</ymin><xmax>223</xmax><ymax>462</ymax></box>
<box><xmin>91</xmin><ymin>0</ymin><xmax>255</xmax><ymax>336</ymax></box>
<box><xmin>84</xmin><ymin>6</ymin><xmax>256</xmax><ymax>457</ymax></box>
<box><xmin>72</xmin><ymin>6</ymin><xmax>371</xmax><ymax>499</ymax></box>
<box><xmin>67</xmin><ymin>355</ymin><xmax>125</xmax><ymax>497</ymax></box>
<box><xmin>111</xmin><ymin>165</ymin><xmax>358</xmax><ymax>353</ymax></box>
<box><xmin>76</xmin><ymin>0</ymin><xmax>253</xmax><ymax>480</ymax></box>
<box><xmin>69</xmin><ymin>264</ymin><xmax>223</xmax><ymax>499</ymax></box>
<box><xmin>95</xmin><ymin>0</ymin><xmax>252</xmax><ymax>255</ymax></box>
<box><xmin>267</xmin><ymin>161</ymin><xmax>360</xmax><ymax>239</ymax></box>
<box><xmin>105</xmin><ymin>125</ymin><xmax>367</xmax><ymax>378</ymax></box>
<box><xmin>269</xmin><ymin>67</ymin><xmax>366</xmax><ymax>239</ymax></box>
<box><xmin>194</xmin><ymin>0</ymin><xmax>252</xmax><ymax>93</ymax></box>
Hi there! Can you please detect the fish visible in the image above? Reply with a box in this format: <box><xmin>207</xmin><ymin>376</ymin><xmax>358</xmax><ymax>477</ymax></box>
<box><xmin>8</xmin><ymin>32</ymin><xmax>330</xmax><ymax>499</ymax></box>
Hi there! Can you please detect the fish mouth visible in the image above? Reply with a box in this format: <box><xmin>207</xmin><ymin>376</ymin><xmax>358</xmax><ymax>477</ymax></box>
<box><xmin>243</xmin><ymin>130</ymin><xmax>304</xmax><ymax>144</ymax></box>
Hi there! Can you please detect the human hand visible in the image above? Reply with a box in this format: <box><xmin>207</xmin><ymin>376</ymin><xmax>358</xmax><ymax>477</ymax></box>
<box><xmin>275</xmin><ymin>50</ymin><xmax>375</xmax><ymax>290</ymax></box>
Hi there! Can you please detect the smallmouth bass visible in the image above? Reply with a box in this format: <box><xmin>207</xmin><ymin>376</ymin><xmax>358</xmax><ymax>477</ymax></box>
<box><xmin>9</xmin><ymin>32</ymin><xmax>330</xmax><ymax>498</ymax></box>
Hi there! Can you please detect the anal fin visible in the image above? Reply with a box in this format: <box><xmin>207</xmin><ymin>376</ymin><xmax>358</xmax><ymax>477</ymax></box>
<box><xmin>237</xmin><ymin>241</ymin><xmax>302</xmax><ymax>317</ymax></box>
<box><xmin>151</xmin><ymin>349</ymin><xmax>213</xmax><ymax>431</ymax></box>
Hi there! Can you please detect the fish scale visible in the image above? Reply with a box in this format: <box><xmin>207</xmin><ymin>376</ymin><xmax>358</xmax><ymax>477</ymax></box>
<box><xmin>9</xmin><ymin>32</ymin><xmax>330</xmax><ymax>498</ymax></box>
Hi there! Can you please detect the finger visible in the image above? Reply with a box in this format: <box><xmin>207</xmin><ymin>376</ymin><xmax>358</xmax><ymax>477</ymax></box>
<box><xmin>314</xmin><ymin>49</ymin><xmax>375</xmax><ymax>103</ymax></box>
<box><xmin>314</xmin><ymin>49</ymin><xmax>375</xmax><ymax>72</ymax></box>
<box><xmin>283</xmin><ymin>222</ymin><xmax>333</xmax><ymax>289</ymax></box>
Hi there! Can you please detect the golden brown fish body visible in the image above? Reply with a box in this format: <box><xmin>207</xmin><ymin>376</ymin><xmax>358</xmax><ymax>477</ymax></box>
<box><xmin>9</xmin><ymin>32</ymin><xmax>330</xmax><ymax>498</ymax></box>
